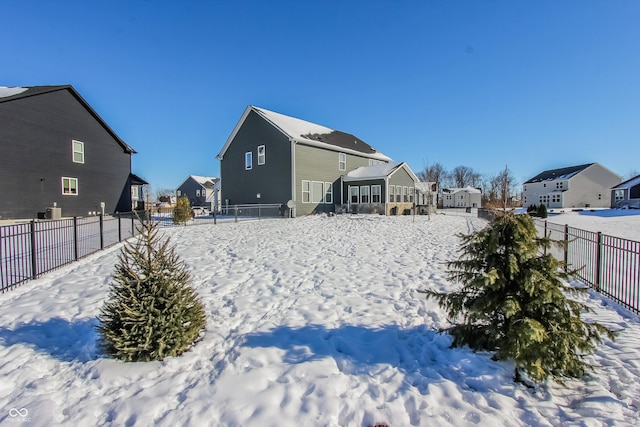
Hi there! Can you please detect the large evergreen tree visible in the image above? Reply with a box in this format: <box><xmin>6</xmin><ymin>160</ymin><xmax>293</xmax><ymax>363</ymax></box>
<box><xmin>424</xmin><ymin>213</ymin><xmax>614</xmax><ymax>383</ymax></box>
<box><xmin>97</xmin><ymin>219</ymin><xmax>206</xmax><ymax>362</ymax></box>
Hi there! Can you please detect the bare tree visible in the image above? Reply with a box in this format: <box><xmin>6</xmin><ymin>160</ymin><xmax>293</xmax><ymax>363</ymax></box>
<box><xmin>495</xmin><ymin>165</ymin><xmax>516</xmax><ymax>211</ymax></box>
<box><xmin>452</xmin><ymin>165</ymin><xmax>481</xmax><ymax>188</ymax></box>
<box><xmin>419</xmin><ymin>162</ymin><xmax>446</xmax><ymax>186</ymax></box>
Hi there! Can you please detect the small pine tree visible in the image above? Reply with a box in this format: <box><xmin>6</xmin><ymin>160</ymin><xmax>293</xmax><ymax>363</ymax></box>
<box><xmin>97</xmin><ymin>219</ymin><xmax>206</xmax><ymax>362</ymax></box>
<box><xmin>537</xmin><ymin>203</ymin><xmax>548</xmax><ymax>218</ymax></box>
<box><xmin>424</xmin><ymin>212</ymin><xmax>614</xmax><ymax>384</ymax></box>
<box><xmin>173</xmin><ymin>196</ymin><xmax>192</xmax><ymax>224</ymax></box>
<box><xmin>527</xmin><ymin>204</ymin><xmax>538</xmax><ymax>216</ymax></box>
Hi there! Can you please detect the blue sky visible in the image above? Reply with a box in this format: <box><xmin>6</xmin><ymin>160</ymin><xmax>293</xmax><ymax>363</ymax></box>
<box><xmin>2</xmin><ymin>1</ymin><xmax>639</xmax><ymax>191</ymax></box>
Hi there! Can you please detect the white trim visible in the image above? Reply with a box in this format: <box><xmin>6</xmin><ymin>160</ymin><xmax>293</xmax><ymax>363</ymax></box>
<box><xmin>339</xmin><ymin>152</ymin><xmax>346</xmax><ymax>171</ymax></box>
<box><xmin>72</xmin><ymin>140</ymin><xmax>85</xmax><ymax>164</ymax></box>
<box><xmin>62</xmin><ymin>176</ymin><xmax>78</xmax><ymax>195</ymax></box>
<box><xmin>257</xmin><ymin>145</ymin><xmax>266</xmax><ymax>165</ymax></box>
<box><xmin>245</xmin><ymin>151</ymin><xmax>252</xmax><ymax>170</ymax></box>
<box><xmin>372</xmin><ymin>185</ymin><xmax>381</xmax><ymax>203</ymax></box>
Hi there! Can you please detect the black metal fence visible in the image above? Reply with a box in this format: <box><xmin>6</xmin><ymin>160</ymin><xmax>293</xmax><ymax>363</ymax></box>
<box><xmin>0</xmin><ymin>213</ymin><xmax>145</xmax><ymax>293</ymax></box>
<box><xmin>1</xmin><ymin>204</ymin><xmax>288</xmax><ymax>293</ymax></box>
<box><xmin>534</xmin><ymin>219</ymin><xmax>640</xmax><ymax>314</ymax></box>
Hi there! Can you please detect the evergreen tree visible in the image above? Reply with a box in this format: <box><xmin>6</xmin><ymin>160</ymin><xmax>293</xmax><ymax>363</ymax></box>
<box><xmin>424</xmin><ymin>213</ymin><xmax>614</xmax><ymax>383</ymax></box>
<box><xmin>173</xmin><ymin>196</ymin><xmax>192</xmax><ymax>224</ymax></box>
<box><xmin>527</xmin><ymin>204</ymin><xmax>538</xmax><ymax>216</ymax></box>
<box><xmin>537</xmin><ymin>203</ymin><xmax>548</xmax><ymax>218</ymax></box>
<box><xmin>97</xmin><ymin>219</ymin><xmax>206</xmax><ymax>362</ymax></box>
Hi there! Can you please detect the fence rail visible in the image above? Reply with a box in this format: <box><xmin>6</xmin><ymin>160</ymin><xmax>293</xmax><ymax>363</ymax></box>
<box><xmin>534</xmin><ymin>218</ymin><xmax>640</xmax><ymax>314</ymax></box>
<box><xmin>0</xmin><ymin>213</ymin><xmax>145</xmax><ymax>293</ymax></box>
<box><xmin>1</xmin><ymin>204</ymin><xmax>287</xmax><ymax>293</ymax></box>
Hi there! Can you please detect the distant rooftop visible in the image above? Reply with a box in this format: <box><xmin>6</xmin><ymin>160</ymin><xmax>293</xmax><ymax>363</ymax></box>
<box><xmin>524</xmin><ymin>163</ymin><xmax>594</xmax><ymax>184</ymax></box>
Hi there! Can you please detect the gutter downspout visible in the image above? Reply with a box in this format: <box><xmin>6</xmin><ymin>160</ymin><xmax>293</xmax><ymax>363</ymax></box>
<box><xmin>290</xmin><ymin>139</ymin><xmax>296</xmax><ymax>218</ymax></box>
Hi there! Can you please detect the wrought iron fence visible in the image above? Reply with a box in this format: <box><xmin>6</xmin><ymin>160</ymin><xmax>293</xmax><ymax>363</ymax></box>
<box><xmin>534</xmin><ymin>218</ymin><xmax>640</xmax><ymax>314</ymax></box>
<box><xmin>1</xmin><ymin>205</ymin><xmax>288</xmax><ymax>293</ymax></box>
<box><xmin>0</xmin><ymin>213</ymin><xmax>144</xmax><ymax>293</ymax></box>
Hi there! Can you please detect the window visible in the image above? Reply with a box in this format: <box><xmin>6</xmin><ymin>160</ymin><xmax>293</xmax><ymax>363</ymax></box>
<box><xmin>257</xmin><ymin>145</ymin><xmax>266</xmax><ymax>165</ymax></box>
<box><xmin>324</xmin><ymin>182</ymin><xmax>333</xmax><ymax>204</ymax></box>
<box><xmin>196</xmin><ymin>189</ymin><xmax>200</xmax><ymax>197</ymax></box>
<box><xmin>339</xmin><ymin>153</ymin><xmax>346</xmax><ymax>171</ymax></box>
<box><xmin>556</xmin><ymin>182</ymin><xmax>563</xmax><ymax>189</ymax></box>
<box><xmin>245</xmin><ymin>152</ymin><xmax>252</xmax><ymax>170</ymax></box>
<box><xmin>312</xmin><ymin>181</ymin><xmax>324</xmax><ymax>203</ymax></box>
<box><xmin>369</xmin><ymin>159</ymin><xmax>384</xmax><ymax>166</ymax></box>
<box><xmin>403</xmin><ymin>186</ymin><xmax>409</xmax><ymax>202</ymax></box>
<box><xmin>360</xmin><ymin>186</ymin><xmax>370</xmax><ymax>203</ymax></box>
<box><xmin>388</xmin><ymin>185</ymin><xmax>395</xmax><ymax>203</ymax></box>
<box><xmin>615</xmin><ymin>190</ymin><xmax>624</xmax><ymax>202</ymax></box>
<box><xmin>62</xmin><ymin>177</ymin><xmax>78</xmax><ymax>195</ymax></box>
<box><xmin>396</xmin><ymin>188</ymin><xmax>402</xmax><ymax>202</ymax></box>
<box><xmin>302</xmin><ymin>180</ymin><xmax>311</xmax><ymax>203</ymax></box>
<box><xmin>409</xmin><ymin>187</ymin><xmax>414</xmax><ymax>203</ymax></box>
<box><xmin>302</xmin><ymin>180</ymin><xmax>333</xmax><ymax>204</ymax></box>
<box><xmin>72</xmin><ymin>140</ymin><xmax>84</xmax><ymax>163</ymax></box>
<box><xmin>350</xmin><ymin>186</ymin><xmax>359</xmax><ymax>203</ymax></box>
<box><xmin>177</xmin><ymin>190</ymin><xmax>181</xmax><ymax>196</ymax></box>
<box><xmin>372</xmin><ymin>185</ymin><xmax>381</xmax><ymax>203</ymax></box>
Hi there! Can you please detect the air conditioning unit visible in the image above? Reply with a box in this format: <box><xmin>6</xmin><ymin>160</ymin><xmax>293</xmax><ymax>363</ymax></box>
<box><xmin>45</xmin><ymin>207</ymin><xmax>61</xmax><ymax>220</ymax></box>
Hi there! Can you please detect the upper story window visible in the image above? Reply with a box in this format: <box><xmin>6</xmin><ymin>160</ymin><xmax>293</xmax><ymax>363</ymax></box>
<box><xmin>257</xmin><ymin>145</ymin><xmax>266</xmax><ymax>165</ymax></box>
<box><xmin>72</xmin><ymin>140</ymin><xmax>84</xmax><ymax>163</ymax></box>
<box><xmin>196</xmin><ymin>189</ymin><xmax>201</xmax><ymax>197</ymax></box>
<box><xmin>339</xmin><ymin>153</ymin><xmax>346</xmax><ymax>171</ymax></box>
<box><xmin>62</xmin><ymin>177</ymin><xmax>78</xmax><ymax>195</ymax></box>
<box><xmin>245</xmin><ymin>151</ymin><xmax>252</xmax><ymax>170</ymax></box>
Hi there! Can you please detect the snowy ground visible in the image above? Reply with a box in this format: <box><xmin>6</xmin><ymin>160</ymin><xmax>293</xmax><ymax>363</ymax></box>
<box><xmin>546</xmin><ymin>209</ymin><xmax>640</xmax><ymax>241</ymax></box>
<box><xmin>1</xmin><ymin>214</ymin><xmax>639</xmax><ymax>427</ymax></box>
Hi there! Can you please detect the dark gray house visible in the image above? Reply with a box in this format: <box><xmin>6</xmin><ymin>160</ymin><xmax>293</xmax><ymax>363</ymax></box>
<box><xmin>217</xmin><ymin>106</ymin><xmax>391</xmax><ymax>216</ymax></box>
<box><xmin>611</xmin><ymin>175</ymin><xmax>640</xmax><ymax>209</ymax></box>
<box><xmin>339</xmin><ymin>162</ymin><xmax>419</xmax><ymax>215</ymax></box>
<box><xmin>176</xmin><ymin>175</ymin><xmax>219</xmax><ymax>209</ymax></box>
<box><xmin>0</xmin><ymin>85</ymin><xmax>145</xmax><ymax>220</ymax></box>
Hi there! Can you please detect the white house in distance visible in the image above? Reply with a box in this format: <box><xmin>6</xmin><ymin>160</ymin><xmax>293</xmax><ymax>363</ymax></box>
<box><xmin>440</xmin><ymin>187</ymin><xmax>482</xmax><ymax>208</ymax></box>
<box><xmin>523</xmin><ymin>163</ymin><xmax>621</xmax><ymax>209</ymax></box>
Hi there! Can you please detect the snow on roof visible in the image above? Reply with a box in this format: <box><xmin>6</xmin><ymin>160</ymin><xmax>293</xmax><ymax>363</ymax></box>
<box><xmin>443</xmin><ymin>187</ymin><xmax>481</xmax><ymax>194</ymax></box>
<box><xmin>253</xmin><ymin>107</ymin><xmax>333</xmax><ymax>141</ymax></box>
<box><xmin>191</xmin><ymin>175</ymin><xmax>218</xmax><ymax>186</ymax></box>
<box><xmin>612</xmin><ymin>174</ymin><xmax>640</xmax><ymax>190</ymax></box>
<box><xmin>343</xmin><ymin>162</ymin><xmax>402</xmax><ymax>181</ymax></box>
<box><xmin>0</xmin><ymin>86</ymin><xmax>28</xmax><ymax>98</ymax></box>
<box><xmin>252</xmin><ymin>106</ymin><xmax>391</xmax><ymax>162</ymax></box>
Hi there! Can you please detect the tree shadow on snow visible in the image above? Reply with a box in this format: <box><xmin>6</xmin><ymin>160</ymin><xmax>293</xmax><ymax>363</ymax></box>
<box><xmin>0</xmin><ymin>317</ymin><xmax>99</xmax><ymax>362</ymax></box>
<box><xmin>241</xmin><ymin>324</ymin><xmax>506</xmax><ymax>388</ymax></box>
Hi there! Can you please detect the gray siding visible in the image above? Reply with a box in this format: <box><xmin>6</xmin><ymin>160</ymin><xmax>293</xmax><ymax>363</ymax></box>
<box><xmin>220</xmin><ymin>110</ymin><xmax>292</xmax><ymax>207</ymax></box>
<box><xmin>294</xmin><ymin>144</ymin><xmax>372</xmax><ymax>216</ymax></box>
<box><xmin>0</xmin><ymin>89</ymin><xmax>132</xmax><ymax>219</ymax></box>
<box><xmin>177</xmin><ymin>178</ymin><xmax>207</xmax><ymax>207</ymax></box>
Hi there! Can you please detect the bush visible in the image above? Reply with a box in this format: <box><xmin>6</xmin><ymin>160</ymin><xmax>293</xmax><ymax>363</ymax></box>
<box><xmin>97</xmin><ymin>219</ymin><xmax>206</xmax><ymax>362</ymax></box>
<box><xmin>173</xmin><ymin>196</ymin><xmax>192</xmax><ymax>224</ymax></box>
<box><xmin>536</xmin><ymin>203</ymin><xmax>548</xmax><ymax>218</ymax></box>
<box><xmin>424</xmin><ymin>212</ymin><xmax>614</xmax><ymax>384</ymax></box>
<box><xmin>527</xmin><ymin>204</ymin><xmax>538</xmax><ymax>215</ymax></box>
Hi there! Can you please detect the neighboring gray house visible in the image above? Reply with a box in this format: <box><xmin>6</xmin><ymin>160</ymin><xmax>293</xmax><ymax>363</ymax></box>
<box><xmin>440</xmin><ymin>187</ymin><xmax>482</xmax><ymax>208</ymax></box>
<box><xmin>611</xmin><ymin>175</ymin><xmax>640</xmax><ymax>209</ymax></box>
<box><xmin>0</xmin><ymin>85</ymin><xmax>145</xmax><ymax>220</ymax></box>
<box><xmin>339</xmin><ymin>162</ymin><xmax>419</xmax><ymax>215</ymax></box>
<box><xmin>523</xmin><ymin>163</ymin><xmax>621</xmax><ymax>209</ymax></box>
<box><xmin>176</xmin><ymin>175</ymin><xmax>219</xmax><ymax>209</ymax></box>
<box><xmin>216</xmin><ymin>106</ymin><xmax>391</xmax><ymax>217</ymax></box>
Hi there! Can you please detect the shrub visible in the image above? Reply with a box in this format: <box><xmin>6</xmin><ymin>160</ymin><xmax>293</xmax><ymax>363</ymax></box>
<box><xmin>537</xmin><ymin>203</ymin><xmax>548</xmax><ymax>218</ymax></box>
<box><xmin>173</xmin><ymin>196</ymin><xmax>192</xmax><ymax>224</ymax></box>
<box><xmin>97</xmin><ymin>220</ymin><xmax>206</xmax><ymax>362</ymax></box>
<box><xmin>423</xmin><ymin>212</ymin><xmax>614</xmax><ymax>384</ymax></box>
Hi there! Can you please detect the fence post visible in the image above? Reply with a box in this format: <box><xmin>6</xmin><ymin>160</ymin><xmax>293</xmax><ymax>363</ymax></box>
<box><xmin>235</xmin><ymin>205</ymin><xmax>238</xmax><ymax>223</ymax></box>
<box><xmin>117</xmin><ymin>213</ymin><xmax>122</xmax><ymax>242</ymax></box>
<box><xmin>564</xmin><ymin>224</ymin><xmax>569</xmax><ymax>271</ymax></box>
<box><xmin>30</xmin><ymin>220</ymin><xmax>37</xmax><ymax>280</ymax></box>
<box><xmin>213</xmin><ymin>209</ymin><xmax>216</xmax><ymax>225</ymax></box>
<box><xmin>73</xmin><ymin>217</ymin><xmax>79</xmax><ymax>261</ymax></box>
<box><xmin>544</xmin><ymin>221</ymin><xmax>548</xmax><ymax>256</ymax></box>
<box><xmin>99</xmin><ymin>214</ymin><xmax>104</xmax><ymax>250</ymax></box>
<box><xmin>595</xmin><ymin>232</ymin><xmax>602</xmax><ymax>292</ymax></box>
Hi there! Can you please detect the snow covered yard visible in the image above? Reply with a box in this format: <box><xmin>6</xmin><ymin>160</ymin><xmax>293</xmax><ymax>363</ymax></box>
<box><xmin>0</xmin><ymin>214</ymin><xmax>639</xmax><ymax>427</ymax></box>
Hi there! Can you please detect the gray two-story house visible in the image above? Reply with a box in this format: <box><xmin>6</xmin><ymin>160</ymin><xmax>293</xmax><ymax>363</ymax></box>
<box><xmin>0</xmin><ymin>85</ymin><xmax>145</xmax><ymax>220</ymax></box>
<box><xmin>216</xmin><ymin>106</ymin><xmax>392</xmax><ymax>217</ymax></box>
